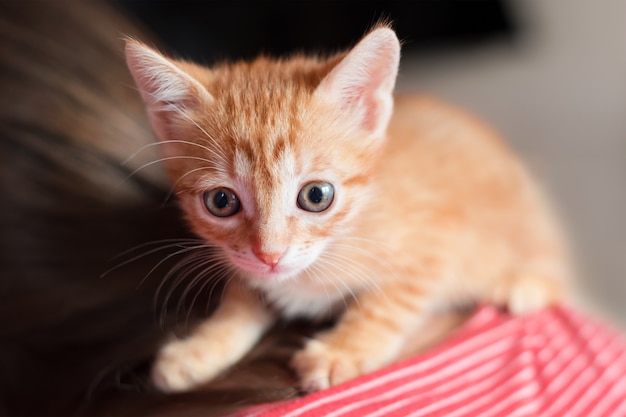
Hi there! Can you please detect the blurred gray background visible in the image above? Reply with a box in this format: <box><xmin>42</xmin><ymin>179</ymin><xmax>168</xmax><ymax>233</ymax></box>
<box><xmin>397</xmin><ymin>0</ymin><xmax>626</xmax><ymax>325</ymax></box>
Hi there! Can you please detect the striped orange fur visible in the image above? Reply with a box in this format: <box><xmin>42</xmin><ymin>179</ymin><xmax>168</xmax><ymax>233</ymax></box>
<box><xmin>126</xmin><ymin>25</ymin><xmax>570</xmax><ymax>393</ymax></box>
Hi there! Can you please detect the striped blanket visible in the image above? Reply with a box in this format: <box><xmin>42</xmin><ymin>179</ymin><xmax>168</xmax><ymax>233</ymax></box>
<box><xmin>229</xmin><ymin>306</ymin><xmax>626</xmax><ymax>417</ymax></box>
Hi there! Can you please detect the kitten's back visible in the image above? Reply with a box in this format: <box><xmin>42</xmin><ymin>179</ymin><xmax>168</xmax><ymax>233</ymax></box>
<box><xmin>359</xmin><ymin>95</ymin><xmax>568</xmax><ymax>310</ymax></box>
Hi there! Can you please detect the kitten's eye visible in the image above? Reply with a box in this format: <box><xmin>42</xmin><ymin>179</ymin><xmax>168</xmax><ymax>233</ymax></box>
<box><xmin>297</xmin><ymin>182</ymin><xmax>335</xmax><ymax>213</ymax></box>
<box><xmin>203</xmin><ymin>188</ymin><xmax>241</xmax><ymax>217</ymax></box>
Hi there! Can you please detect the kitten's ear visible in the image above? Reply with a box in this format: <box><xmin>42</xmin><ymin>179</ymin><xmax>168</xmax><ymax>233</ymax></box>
<box><xmin>125</xmin><ymin>39</ymin><xmax>213</xmax><ymax>141</ymax></box>
<box><xmin>316</xmin><ymin>27</ymin><xmax>400</xmax><ymax>139</ymax></box>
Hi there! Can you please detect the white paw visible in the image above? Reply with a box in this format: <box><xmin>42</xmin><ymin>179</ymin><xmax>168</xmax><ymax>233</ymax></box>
<box><xmin>151</xmin><ymin>339</ymin><xmax>224</xmax><ymax>393</ymax></box>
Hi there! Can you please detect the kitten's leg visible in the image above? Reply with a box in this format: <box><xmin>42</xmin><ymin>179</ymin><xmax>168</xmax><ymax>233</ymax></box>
<box><xmin>152</xmin><ymin>283</ymin><xmax>275</xmax><ymax>392</ymax></box>
<box><xmin>291</xmin><ymin>279</ymin><xmax>439</xmax><ymax>392</ymax></box>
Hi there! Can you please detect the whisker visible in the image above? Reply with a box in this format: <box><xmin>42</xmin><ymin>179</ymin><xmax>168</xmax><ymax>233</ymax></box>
<box><xmin>204</xmin><ymin>269</ymin><xmax>232</xmax><ymax>316</ymax></box>
<box><xmin>156</xmin><ymin>249</ymin><xmax>228</xmax><ymax>325</ymax></box>
<box><xmin>332</xmin><ymin>235</ymin><xmax>395</xmax><ymax>251</ymax></box>
<box><xmin>85</xmin><ymin>364</ymin><xmax>116</xmax><ymax>401</ymax></box>
<box><xmin>174</xmin><ymin>109</ymin><xmax>230</xmax><ymax>162</ymax></box>
<box><xmin>303</xmin><ymin>266</ymin><xmax>331</xmax><ymax>304</ymax></box>
<box><xmin>163</xmin><ymin>165</ymin><xmax>224</xmax><ymax>205</ymax></box>
<box><xmin>175</xmin><ymin>258</ymin><xmax>230</xmax><ymax>317</ymax></box>
<box><xmin>219</xmin><ymin>276</ymin><xmax>236</xmax><ymax>305</ymax></box>
<box><xmin>183</xmin><ymin>262</ymin><xmax>233</xmax><ymax>329</ymax></box>
<box><xmin>326</xmin><ymin>267</ymin><xmax>362</xmax><ymax>307</ymax></box>
<box><xmin>304</xmin><ymin>264</ymin><xmax>342</xmax><ymax>320</ymax></box>
<box><xmin>124</xmin><ymin>155</ymin><xmax>217</xmax><ymax>182</ymax></box>
<box><xmin>156</xmin><ymin>250</ymin><xmax>216</xmax><ymax>323</ymax></box>
<box><xmin>321</xmin><ymin>239</ymin><xmax>397</xmax><ymax>295</ymax></box>
<box><xmin>100</xmin><ymin>239</ymin><xmax>204</xmax><ymax>279</ymax></box>
<box><xmin>114</xmin><ymin>238</ymin><xmax>205</xmax><ymax>259</ymax></box>
<box><xmin>322</xmin><ymin>252</ymin><xmax>394</xmax><ymax>310</ymax></box>
<box><xmin>320</xmin><ymin>258</ymin><xmax>387</xmax><ymax>308</ymax></box>
<box><xmin>123</xmin><ymin>139</ymin><xmax>224</xmax><ymax>166</ymax></box>
<box><xmin>132</xmin><ymin>86</ymin><xmax>228</xmax><ymax>163</ymax></box>
<box><xmin>137</xmin><ymin>243</ymin><xmax>208</xmax><ymax>290</ymax></box>
<box><xmin>309</xmin><ymin>261</ymin><xmax>351</xmax><ymax>312</ymax></box>
<box><xmin>319</xmin><ymin>250</ymin><xmax>385</xmax><ymax>293</ymax></box>
<box><xmin>326</xmin><ymin>240</ymin><xmax>396</xmax><ymax>274</ymax></box>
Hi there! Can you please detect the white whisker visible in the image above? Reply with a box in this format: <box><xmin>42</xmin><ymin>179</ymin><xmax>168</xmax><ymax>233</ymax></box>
<box><xmin>155</xmin><ymin>248</ymin><xmax>220</xmax><ymax>317</ymax></box>
<box><xmin>163</xmin><ymin>165</ymin><xmax>225</xmax><ymax>204</ymax></box>
<box><xmin>305</xmin><ymin>263</ymin><xmax>345</xmax><ymax>320</ymax></box>
<box><xmin>204</xmin><ymin>268</ymin><xmax>233</xmax><ymax>315</ymax></box>
<box><xmin>183</xmin><ymin>262</ymin><xmax>233</xmax><ymax>327</ymax></box>
<box><xmin>174</xmin><ymin>108</ymin><xmax>229</xmax><ymax>160</ymax></box>
<box><xmin>114</xmin><ymin>238</ymin><xmax>205</xmax><ymax>258</ymax></box>
<box><xmin>156</xmin><ymin>252</ymin><xmax>205</xmax><ymax>308</ymax></box>
<box><xmin>124</xmin><ymin>155</ymin><xmax>217</xmax><ymax>182</ymax></box>
<box><xmin>133</xmin><ymin>86</ymin><xmax>229</xmax><ymax>162</ymax></box>
<box><xmin>100</xmin><ymin>239</ymin><xmax>204</xmax><ymax>279</ymax></box>
<box><xmin>327</xmin><ymin>239</ymin><xmax>395</xmax><ymax>273</ymax></box>
<box><xmin>175</xmin><ymin>258</ymin><xmax>230</xmax><ymax>315</ymax></box>
<box><xmin>309</xmin><ymin>260</ymin><xmax>354</xmax><ymax>311</ymax></box>
<box><xmin>123</xmin><ymin>139</ymin><xmax>225</xmax><ymax>166</ymax></box>
<box><xmin>219</xmin><ymin>276</ymin><xmax>236</xmax><ymax>305</ymax></box>
<box><xmin>138</xmin><ymin>243</ymin><xmax>208</xmax><ymax>290</ymax></box>
<box><xmin>319</xmin><ymin>250</ymin><xmax>385</xmax><ymax>295</ymax></box>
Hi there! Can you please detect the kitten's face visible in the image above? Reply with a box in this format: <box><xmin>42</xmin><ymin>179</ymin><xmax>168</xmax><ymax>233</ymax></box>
<box><xmin>126</xmin><ymin>28</ymin><xmax>400</xmax><ymax>283</ymax></box>
<box><xmin>167</xmin><ymin>66</ymin><xmax>375</xmax><ymax>282</ymax></box>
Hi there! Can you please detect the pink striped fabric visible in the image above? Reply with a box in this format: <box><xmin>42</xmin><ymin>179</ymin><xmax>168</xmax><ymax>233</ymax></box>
<box><xmin>228</xmin><ymin>306</ymin><xmax>626</xmax><ymax>417</ymax></box>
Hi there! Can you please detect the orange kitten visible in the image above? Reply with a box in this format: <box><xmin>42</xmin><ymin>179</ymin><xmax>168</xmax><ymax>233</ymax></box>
<box><xmin>125</xmin><ymin>26</ymin><xmax>569</xmax><ymax>393</ymax></box>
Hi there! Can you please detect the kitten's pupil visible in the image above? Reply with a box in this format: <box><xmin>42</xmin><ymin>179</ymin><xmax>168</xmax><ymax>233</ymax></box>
<box><xmin>309</xmin><ymin>187</ymin><xmax>323</xmax><ymax>204</ymax></box>
<box><xmin>214</xmin><ymin>191</ymin><xmax>229</xmax><ymax>209</ymax></box>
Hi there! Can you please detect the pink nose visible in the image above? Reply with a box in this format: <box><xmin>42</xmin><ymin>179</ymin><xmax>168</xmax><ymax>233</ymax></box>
<box><xmin>253</xmin><ymin>249</ymin><xmax>283</xmax><ymax>267</ymax></box>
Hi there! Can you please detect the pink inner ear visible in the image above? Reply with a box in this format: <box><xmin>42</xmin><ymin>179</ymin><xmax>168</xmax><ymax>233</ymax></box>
<box><xmin>320</xmin><ymin>28</ymin><xmax>400</xmax><ymax>136</ymax></box>
<box><xmin>354</xmin><ymin>76</ymin><xmax>390</xmax><ymax>133</ymax></box>
<box><xmin>347</xmin><ymin>83</ymin><xmax>379</xmax><ymax>133</ymax></box>
<box><xmin>125</xmin><ymin>40</ymin><xmax>213</xmax><ymax>142</ymax></box>
<box><xmin>125</xmin><ymin>40</ymin><xmax>216</xmax><ymax>110</ymax></box>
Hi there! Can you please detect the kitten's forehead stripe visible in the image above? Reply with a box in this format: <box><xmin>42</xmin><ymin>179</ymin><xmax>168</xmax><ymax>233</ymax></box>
<box><xmin>272</xmin><ymin>138</ymin><xmax>287</xmax><ymax>161</ymax></box>
<box><xmin>201</xmin><ymin>56</ymin><xmax>336</xmax><ymax>157</ymax></box>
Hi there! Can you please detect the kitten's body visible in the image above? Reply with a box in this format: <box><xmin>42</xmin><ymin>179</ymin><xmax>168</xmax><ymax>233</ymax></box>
<box><xmin>126</xmin><ymin>27</ymin><xmax>569</xmax><ymax>393</ymax></box>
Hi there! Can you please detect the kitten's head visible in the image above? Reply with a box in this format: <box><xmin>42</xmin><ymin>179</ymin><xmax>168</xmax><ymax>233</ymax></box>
<box><xmin>125</xmin><ymin>27</ymin><xmax>400</xmax><ymax>283</ymax></box>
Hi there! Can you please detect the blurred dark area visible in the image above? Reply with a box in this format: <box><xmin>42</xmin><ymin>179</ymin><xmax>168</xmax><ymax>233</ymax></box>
<box><xmin>111</xmin><ymin>0</ymin><xmax>518</xmax><ymax>61</ymax></box>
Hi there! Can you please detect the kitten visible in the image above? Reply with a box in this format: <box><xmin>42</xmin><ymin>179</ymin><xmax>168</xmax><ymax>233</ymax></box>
<box><xmin>125</xmin><ymin>25</ymin><xmax>569</xmax><ymax>393</ymax></box>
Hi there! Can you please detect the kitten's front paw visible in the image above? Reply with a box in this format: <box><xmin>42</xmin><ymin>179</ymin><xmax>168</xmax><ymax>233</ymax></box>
<box><xmin>291</xmin><ymin>339</ymin><xmax>370</xmax><ymax>393</ymax></box>
<box><xmin>151</xmin><ymin>339</ymin><xmax>223</xmax><ymax>393</ymax></box>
